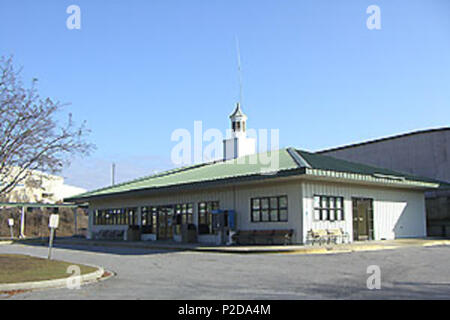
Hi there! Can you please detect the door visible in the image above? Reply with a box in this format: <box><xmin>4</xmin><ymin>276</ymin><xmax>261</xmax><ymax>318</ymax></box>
<box><xmin>157</xmin><ymin>206</ymin><xmax>174</xmax><ymax>240</ymax></box>
<box><xmin>352</xmin><ymin>198</ymin><xmax>374</xmax><ymax>241</ymax></box>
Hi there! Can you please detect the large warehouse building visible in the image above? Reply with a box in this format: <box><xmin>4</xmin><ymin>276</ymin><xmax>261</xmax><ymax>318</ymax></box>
<box><xmin>67</xmin><ymin>105</ymin><xmax>446</xmax><ymax>244</ymax></box>
<box><xmin>318</xmin><ymin>127</ymin><xmax>450</xmax><ymax>237</ymax></box>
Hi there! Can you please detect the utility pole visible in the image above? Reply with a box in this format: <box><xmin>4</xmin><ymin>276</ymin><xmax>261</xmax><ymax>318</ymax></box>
<box><xmin>73</xmin><ymin>207</ymin><xmax>78</xmax><ymax>236</ymax></box>
<box><xmin>112</xmin><ymin>163</ymin><xmax>116</xmax><ymax>186</ymax></box>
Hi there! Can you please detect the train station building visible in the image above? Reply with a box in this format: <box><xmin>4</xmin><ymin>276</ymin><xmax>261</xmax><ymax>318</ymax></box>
<box><xmin>67</xmin><ymin>105</ymin><xmax>445</xmax><ymax>245</ymax></box>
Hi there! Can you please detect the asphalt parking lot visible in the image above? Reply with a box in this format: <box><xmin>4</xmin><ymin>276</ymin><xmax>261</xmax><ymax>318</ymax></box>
<box><xmin>1</xmin><ymin>243</ymin><xmax>450</xmax><ymax>299</ymax></box>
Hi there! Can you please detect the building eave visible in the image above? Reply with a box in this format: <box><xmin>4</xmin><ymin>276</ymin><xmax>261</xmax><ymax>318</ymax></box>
<box><xmin>304</xmin><ymin>168</ymin><xmax>440</xmax><ymax>190</ymax></box>
<box><xmin>65</xmin><ymin>167</ymin><xmax>307</xmax><ymax>202</ymax></box>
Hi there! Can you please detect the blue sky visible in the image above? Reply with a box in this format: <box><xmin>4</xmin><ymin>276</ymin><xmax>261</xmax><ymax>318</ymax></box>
<box><xmin>1</xmin><ymin>0</ymin><xmax>449</xmax><ymax>190</ymax></box>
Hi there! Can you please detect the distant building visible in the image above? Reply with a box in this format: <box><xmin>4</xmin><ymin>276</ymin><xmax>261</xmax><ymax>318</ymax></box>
<box><xmin>318</xmin><ymin>127</ymin><xmax>450</xmax><ymax>237</ymax></box>
<box><xmin>1</xmin><ymin>168</ymin><xmax>86</xmax><ymax>204</ymax></box>
<box><xmin>67</xmin><ymin>105</ymin><xmax>444</xmax><ymax>244</ymax></box>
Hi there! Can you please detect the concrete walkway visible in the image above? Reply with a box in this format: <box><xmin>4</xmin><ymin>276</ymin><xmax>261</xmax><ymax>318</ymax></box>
<box><xmin>10</xmin><ymin>237</ymin><xmax>450</xmax><ymax>255</ymax></box>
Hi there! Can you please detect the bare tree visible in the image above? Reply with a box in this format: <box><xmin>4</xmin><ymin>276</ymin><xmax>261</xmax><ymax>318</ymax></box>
<box><xmin>0</xmin><ymin>56</ymin><xmax>95</xmax><ymax>197</ymax></box>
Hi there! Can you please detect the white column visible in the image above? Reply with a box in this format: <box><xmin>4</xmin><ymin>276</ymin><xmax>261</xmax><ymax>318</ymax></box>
<box><xmin>87</xmin><ymin>208</ymin><xmax>94</xmax><ymax>239</ymax></box>
<box><xmin>137</xmin><ymin>206</ymin><xmax>142</xmax><ymax>227</ymax></box>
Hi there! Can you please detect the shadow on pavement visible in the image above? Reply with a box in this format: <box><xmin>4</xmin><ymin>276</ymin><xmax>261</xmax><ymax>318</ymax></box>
<box><xmin>14</xmin><ymin>240</ymin><xmax>181</xmax><ymax>256</ymax></box>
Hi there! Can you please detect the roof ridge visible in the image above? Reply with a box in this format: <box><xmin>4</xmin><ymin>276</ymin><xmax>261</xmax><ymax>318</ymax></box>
<box><xmin>286</xmin><ymin>147</ymin><xmax>311</xmax><ymax>168</ymax></box>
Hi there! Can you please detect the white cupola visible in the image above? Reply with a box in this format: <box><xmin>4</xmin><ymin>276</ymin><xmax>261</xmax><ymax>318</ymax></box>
<box><xmin>230</xmin><ymin>102</ymin><xmax>247</xmax><ymax>136</ymax></box>
<box><xmin>223</xmin><ymin>103</ymin><xmax>256</xmax><ymax>160</ymax></box>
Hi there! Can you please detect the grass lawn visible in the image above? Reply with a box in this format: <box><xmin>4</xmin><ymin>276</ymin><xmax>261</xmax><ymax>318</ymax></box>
<box><xmin>0</xmin><ymin>254</ymin><xmax>98</xmax><ymax>284</ymax></box>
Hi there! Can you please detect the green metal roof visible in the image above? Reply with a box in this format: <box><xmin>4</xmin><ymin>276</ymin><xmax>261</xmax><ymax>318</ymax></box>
<box><xmin>66</xmin><ymin>148</ymin><xmax>443</xmax><ymax>201</ymax></box>
<box><xmin>296</xmin><ymin>150</ymin><xmax>442</xmax><ymax>184</ymax></box>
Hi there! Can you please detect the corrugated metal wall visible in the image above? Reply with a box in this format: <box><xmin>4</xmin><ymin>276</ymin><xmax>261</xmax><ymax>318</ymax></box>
<box><xmin>302</xmin><ymin>181</ymin><xmax>426</xmax><ymax>243</ymax></box>
<box><xmin>89</xmin><ymin>179</ymin><xmax>304</xmax><ymax>242</ymax></box>
<box><xmin>88</xmin><ymin>178</ymin><xmax>426</xmax><ymax>244</ymax></box>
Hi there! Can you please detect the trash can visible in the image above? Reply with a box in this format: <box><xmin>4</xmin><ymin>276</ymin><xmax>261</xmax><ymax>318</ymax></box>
<box><xmin>127</xmin><ymin>226</ymin><xmax>141</xmax><ymax>241</ymax></box>
<box><xmin>182</xmin><ymin>224</ymin><xmax>197</xmax><ymax>243</ymax></box>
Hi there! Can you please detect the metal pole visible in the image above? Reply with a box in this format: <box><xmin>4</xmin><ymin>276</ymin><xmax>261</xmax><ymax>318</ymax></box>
<box><xmin>9</xmin><ymin>226</ymin><xmax>14</xmax><ymax>240</ymax></box>
<box><xmin>112</xmin><ymin>163</ymin><xmax>116</xmax><ymax>186</ymax></box>
<box><xmin>73</xmin><ymin>207</ymin><xmax>78</xmax><ymax>236</ymax></box>
<box><xmin>48</xmin><ymin>227</ymin><xmax>55</xmax><ymax>260</ymax></box>
<box><xmin>20</xmin><ymin>206</ymin><xmax>26</xmax><ymax>239</ymax></box>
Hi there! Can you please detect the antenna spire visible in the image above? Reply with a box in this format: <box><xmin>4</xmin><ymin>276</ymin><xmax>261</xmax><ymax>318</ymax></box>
<box><xmin>235</xmin><ymin>36</ymin><xmax>243</xmax><ymax>106</ymax></box>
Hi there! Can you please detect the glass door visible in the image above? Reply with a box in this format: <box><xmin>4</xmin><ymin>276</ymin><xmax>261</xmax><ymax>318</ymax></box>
<box><xmin>157</xmin><ymin>206</ymin><xmax>174</xmax><ymax>240</ymax></box>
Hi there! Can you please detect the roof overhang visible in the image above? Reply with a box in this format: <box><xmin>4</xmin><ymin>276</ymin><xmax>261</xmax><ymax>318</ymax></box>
<box><xmin>303</xmin><ymin>168</ymin><xmax>440</xmax><ymax>190</ymax></box>
<box><xmin>66</xmin><ymin>167</ymin><xmax>440</xmax><ymax>203</ymax></box>
<box><xmin>65</xmin><ymin>167</ymin><xmax>307</xmax><ymax>202</ymax></box>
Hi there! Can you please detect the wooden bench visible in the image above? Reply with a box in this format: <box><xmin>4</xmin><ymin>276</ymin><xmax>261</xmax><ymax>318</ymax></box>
<box><xmin>232</xmin><ymin>230</ymin><xmax>254</xmax><ymax>244</ymax></box>
<box><xmin>233</xmin><ymin>229</ymin><xmax>294</xmax><ymax>245</ymax></box>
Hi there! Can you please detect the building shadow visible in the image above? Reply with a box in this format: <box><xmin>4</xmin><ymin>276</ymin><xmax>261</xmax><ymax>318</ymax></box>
<box><xmin>14</xmin><ymin>239</ymin><xmax>182</xmax><ymax>256</ymax></box>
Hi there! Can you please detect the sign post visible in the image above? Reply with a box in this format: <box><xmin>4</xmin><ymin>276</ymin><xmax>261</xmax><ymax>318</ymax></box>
<box><xmin>8</xmin><ymin>219</ymin><xmax>14</xmax><ymax>240</ymax></box>
<box><xmin>48</xmin><ymin>214</ymin><xmax>59</xmax><ymax>260</ymax></box>
<box><xmin>19</xmin><ymin>206</ymin><xmax>26</xmax><ymax>239</ymax></box>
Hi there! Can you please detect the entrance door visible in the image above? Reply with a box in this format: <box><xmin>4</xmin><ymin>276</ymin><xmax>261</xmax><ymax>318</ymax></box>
<box><xmin>157</xmin><ymin>206</ymin><xmax>174</xmax><ymax>240</ymax></box>
<box><xmin>352</xmin><ymin>198</ymin><xmax>374</xmax><ymax>241</ymax></box>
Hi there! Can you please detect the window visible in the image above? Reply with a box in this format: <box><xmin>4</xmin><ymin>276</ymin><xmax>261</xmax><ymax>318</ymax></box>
<box><xmin>181</xmin><ymin>203</ymin><xmax>194</xmax><ymax>224</ymax></box>
<box><xmin>198</xmin><ymin>201</ymin><xmax>219</xmax><ymax>234</ymax></box>
<box><xmin>174</xmin><ymin>203</ymin><xmax>194</xmax><ymax>235</ymax></box>
<box><xmin>314</xmin><ymin>196</ymin><xmax>344</xmax><ymax>221</ymax></box>
<box><xmin>141</xmin><ymin>206</ymin><xmax>157</xmax><ymax>233</ymax></box>
<box><xmin>251</xmin><ymin>196</ymin><xmax>288</xmax><ymax>222</ymax></box>
<box><xmin>94</xmin><ymin>210</ymin><xmax>100</xmax><ymax>225</ymax></box>
<box><xmin>127</xmin><ymin>208</ymin><xmax>137</xmax><ymax>226</ymax></box>
<box><xmin>93</xmin><ymin>208</ymin><xmax>137</xmax><ymax>225</ymax></box>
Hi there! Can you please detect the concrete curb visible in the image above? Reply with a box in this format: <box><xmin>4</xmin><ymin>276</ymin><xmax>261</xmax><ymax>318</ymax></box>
<box><xmin>0</xmin><ymin>241</ymin><xmax>13</xmax><ymax>245</ymax></box>
<box><xmin>422</xmin><ymin>240</ymin><xmax>450</xmax><ymax>247</ymax></box>
<box><xmin>33</xmin><ymin>241</ymin><xmax>404</xmax><ymax>255</ymax></box>
<box><xmin>0</xmin><ymin>266</ymin><xmax>105</xmax><ymax>292</ymax></box>
<box><xmin>11</xmin><ymin>238</ymin><xmax>450</xmax><ymax>255</ymax></box>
